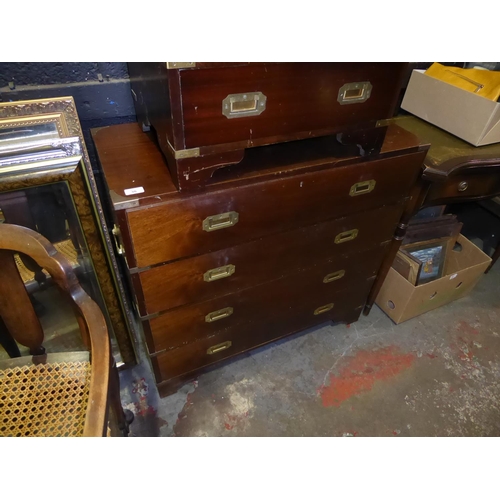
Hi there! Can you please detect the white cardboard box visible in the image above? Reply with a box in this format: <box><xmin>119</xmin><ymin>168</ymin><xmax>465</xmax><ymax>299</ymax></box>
<box><xmin>401</xmin><ymin>69</ymin><xmax>500</xmax><ymax>146</ymax></box>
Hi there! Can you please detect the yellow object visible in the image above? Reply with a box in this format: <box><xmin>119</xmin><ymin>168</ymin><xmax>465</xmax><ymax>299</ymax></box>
<box><xmin>425</xmin><ymin>63</ymin><xmax>500</xmax><ymax>102</ymax></box>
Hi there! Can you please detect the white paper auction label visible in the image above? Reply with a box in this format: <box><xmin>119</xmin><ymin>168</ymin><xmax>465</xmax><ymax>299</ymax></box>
<box><xmin>449</xmin><ymin>273</ymin><xmax>458</xmax><ymax>280</ymax></box>
<box><xmin>124</xmin><ymin>187</ymin><xmax>145</xmax><ymax>196</ymax></box>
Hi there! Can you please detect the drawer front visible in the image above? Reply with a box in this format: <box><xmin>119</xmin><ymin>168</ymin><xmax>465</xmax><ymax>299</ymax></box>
<box><xmin>126</xmin><ymin>151</ymin><xmax>425</xmax><ymax>268</ymax></box>
<box><xmin>150</xmin><ymin>283</ymin><xmax>370</xmax><ymax>384</ymax></box>
<box><xmin>424</xmin><ymin>171</ymin><xmax>500</xmax><ymax>206</ymax></box>
<box><xmin>179</xmin><ymin>63</ymin><xmax>406</xmax><ymax>150</ymax></box>
<box><xmin>143</xmin><ymin>256</ymin><xmax>377</xmax><ymax>354</ymax></box>
<box><xmin>133</xmin><ymin>204</ymin><xmax>399</xmax><ymax>316</ymax></box>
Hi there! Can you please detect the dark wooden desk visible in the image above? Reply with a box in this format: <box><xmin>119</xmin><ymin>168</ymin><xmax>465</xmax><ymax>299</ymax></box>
<box><xmin>364</xmin><ymin>115</ymin><xmax>500</xmax><ymax>314</ymax></box>
<box><xmin>393</xmin><ymin>115</ymin><xmax>500</xmax><ymax>205</ymax></box>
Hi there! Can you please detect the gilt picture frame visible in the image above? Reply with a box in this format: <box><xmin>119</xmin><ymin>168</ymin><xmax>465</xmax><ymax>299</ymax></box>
<box><xmin>0</xmin><ymin>98</ymin><xmax>136</xmax><ymax>365</ymax></box>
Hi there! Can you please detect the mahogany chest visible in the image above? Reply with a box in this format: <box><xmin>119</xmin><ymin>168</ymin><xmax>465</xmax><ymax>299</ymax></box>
<box><xmin>92</xmin><ymin>122</ymin><xmax>428</xmax><ymax>396</ymax></box>
<box><xmin>128</xmin><ymin>62</ymin><xmax>409</xmax><ymax>190</ymax></box>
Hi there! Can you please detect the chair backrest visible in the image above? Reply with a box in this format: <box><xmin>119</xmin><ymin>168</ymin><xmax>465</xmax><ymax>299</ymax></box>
<box><xmin>0</xmin><ymin>223</ymin><xmax>110</xmax><ymax>435</ymax></box>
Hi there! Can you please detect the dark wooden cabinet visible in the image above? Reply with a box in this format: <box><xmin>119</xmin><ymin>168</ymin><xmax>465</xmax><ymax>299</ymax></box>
<box><xmin>92</xmin><ymin>121</ymin><xmax>428</xmax><ymax>396</ymax></box>
<box><xmin>128</xmin><ymin>62</ymin><xmax>409</xmax><ymax>190</ymax></box>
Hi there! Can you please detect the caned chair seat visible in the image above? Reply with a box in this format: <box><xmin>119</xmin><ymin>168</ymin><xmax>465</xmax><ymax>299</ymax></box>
<box><xmin>13</xmin><ymin>239</ymin><xmax>80</xmax><ymax>286</ymax></box>
<box><xmin>0</xmin><ymin>352</ymin><xmax>91</xmax><ymax>437</ymax></box>
<box><xmin>0</xmin><ymin>223</ymin><xmax>132</xmax><ymax>437</ymax></box>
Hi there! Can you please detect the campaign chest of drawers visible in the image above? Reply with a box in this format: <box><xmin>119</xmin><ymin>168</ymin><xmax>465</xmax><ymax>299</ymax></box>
<box><xmin>128</xmin><ymin>62</ymin><xmax>409</xmax><ymax>191</ymax></box>
<box><xmin>92</xmin><ymin>122</ymin><xmax>428</xmax><ymax>396</ymax></box>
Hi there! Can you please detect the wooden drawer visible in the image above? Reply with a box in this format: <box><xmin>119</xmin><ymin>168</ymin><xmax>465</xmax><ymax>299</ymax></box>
<box><xmin>125</xmin><ymin>151</ymin><xmax>425</xmax><ymax>268</ymax></box>
<box><xmin>150</xmin><ymin>282</ymin><xmax>371</xmax><ymax>385</ymax></box>
<box><xmin>424</xmin><ymin>170</ymin><xmax>500</xmax><ymax>206</ymax></box>
<box><xmin>142</xmin><ymin>255</ymin><xmax>377</xmax><ymax>354</ymax></box>
<box><xmin>132</xmin><ymin>204</ymin><xmax>399</xmax><ymax>316</ymax></box>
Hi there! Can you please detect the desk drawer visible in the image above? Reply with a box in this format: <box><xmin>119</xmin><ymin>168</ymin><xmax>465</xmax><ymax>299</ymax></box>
<box><xmin>424</xmin><ymin>171</ymin><xmax>500</xmax><ymax>206</ymax></box>
<box><xmin>142</xmin><ymin>255</ymin><xmax>376</xmax><ymax>354</ymax></box>
<box><xmin>150</xmin><ymin>282</ymin><xmax>370</xmax><ymax>384</ymax></box>
<box><xmin>125</xmin><ymin>151</ymin><xmax>425</xmax><ymax>268</ymax></box>
<box><xmin>132</xmin><ymin>203</ymin><xmax>399</xmax><ymax>316</ymax></box>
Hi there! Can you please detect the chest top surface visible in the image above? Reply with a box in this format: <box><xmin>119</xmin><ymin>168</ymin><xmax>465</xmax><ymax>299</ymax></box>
<box><xmin>91</xmin><ymin>121</ymin><xmax>426</xmax><ymax>211</ymax></box>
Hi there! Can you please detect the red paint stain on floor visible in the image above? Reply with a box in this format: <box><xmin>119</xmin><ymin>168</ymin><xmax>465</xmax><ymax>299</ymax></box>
<box><xmin>223</xmin><ymin>411</ymin><xmax>249</xmax><ymax>431</ymax></box>
<box><xmin>456</xmin><ymin>320</ymin><xmax>479</xmax><ymax>336</ymax></box>
<box><xmin>319</xmin><ymin>346</ymin><xmax>415</xmax><ymax>408</ymax></box>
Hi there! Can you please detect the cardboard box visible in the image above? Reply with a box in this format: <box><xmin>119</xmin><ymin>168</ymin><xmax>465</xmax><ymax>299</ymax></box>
<box><xmin>401</xmin><ymin>69</ymin><xmax>500</xmax><ymax>146</ymax></box>
<box><xmin>376</xmin><ymin>235</ymin><xmax>492</xmax><ymax>324</ymax></box>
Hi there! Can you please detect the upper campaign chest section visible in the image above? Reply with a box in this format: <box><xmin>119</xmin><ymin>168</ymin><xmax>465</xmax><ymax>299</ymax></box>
<box><xmin>129</xmin><ymin>62</ymin><xmax>408</xmax><ymax>151</ymax></box>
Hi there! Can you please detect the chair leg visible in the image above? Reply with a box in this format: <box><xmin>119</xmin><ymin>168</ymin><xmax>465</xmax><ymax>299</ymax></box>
<box><xmin>0</xmin><ymin>316</ymin><xmax>21</xmax><ymax>358</ymax></box>
<box><xmin>110</xmin><ymin>359</ymin><xmax>134</xmax><ymax>436</ymax></box>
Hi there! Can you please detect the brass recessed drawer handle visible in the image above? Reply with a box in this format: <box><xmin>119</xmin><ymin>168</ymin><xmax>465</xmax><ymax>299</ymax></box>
<box><xmin>323</xmin><ymin>270</ymin><xmax>346</xmax><ymax>283</ymax></box>
<box><xmin>222</xmin><ymin>92</ymin><xmax>267</xmax><ymax>119</ymax></box>
<box><xmin>207</xmin><ymin>340</ymin><xmax>232</xmax><ymax>355</ymax></box>
<box><xmin>205</xmin><ymin>307</ymin><xmax>233</xmax><ymax>323</ymax></box>
<box><xmin>203</xmin><ymin>211</ymin><xmax>239</xmax><ymax>232</ymax></box>
<box><xmin>337</xmin><ymin>82</ymin><xmax>373</xmax><ymax>105</ymax></box>
<box><xmin>458</xmin><ymin>181</ymin><xmax>469</xmax><ymax>192</ymax></box>
<box><xmin>350</xmin><ymin>179</ymin><xmax>376</xmax><ymax>196</ymax></box>
<box><xmin>334</xmin><ymin>229</ymin><xmax>359</xmax><ymax>244</ymax></box>
<box><xmin>204</xmin><ymin>264</ymin><xmax>236</xmax><ymax>282</ymax></box>
<box><xmin>314</xmin><ymin>303</ymin><xmax>334</xmax><ymax>315</ymax></box>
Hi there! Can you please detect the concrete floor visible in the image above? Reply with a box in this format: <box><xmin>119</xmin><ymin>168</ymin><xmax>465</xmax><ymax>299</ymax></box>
<box><xmin>119</xmin><ymin>247</ymin><xmax>500</xmax><ymax>437</ymax></box>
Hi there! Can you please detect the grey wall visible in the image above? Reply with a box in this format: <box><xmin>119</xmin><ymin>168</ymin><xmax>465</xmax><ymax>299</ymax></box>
<box><xmin>0</xmin><ymin>62</ymin><xmax>136</xmax><ymax>125</ymax></box>
<box><xmin>0</xmin><ymin>62</ymin><xmax>129</xmax><ymax>87</ymax></box>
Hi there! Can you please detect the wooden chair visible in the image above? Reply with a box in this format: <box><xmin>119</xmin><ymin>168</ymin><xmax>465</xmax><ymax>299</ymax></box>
<box><xmin>0</xmin><ymin>223</ymin><xmax>133</xmax><ymax>437</ymax></box>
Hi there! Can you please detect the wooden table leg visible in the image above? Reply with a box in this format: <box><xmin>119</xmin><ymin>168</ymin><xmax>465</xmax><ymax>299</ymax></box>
<box><xmin>485</xmin><ymin>243</ymin><xmax>500</xmax><ymax>274</ymax></box>
<box><xmin>364</xmin><ymin>176</ymin><xmax>430</xmax><ymax>315</ymax></box>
